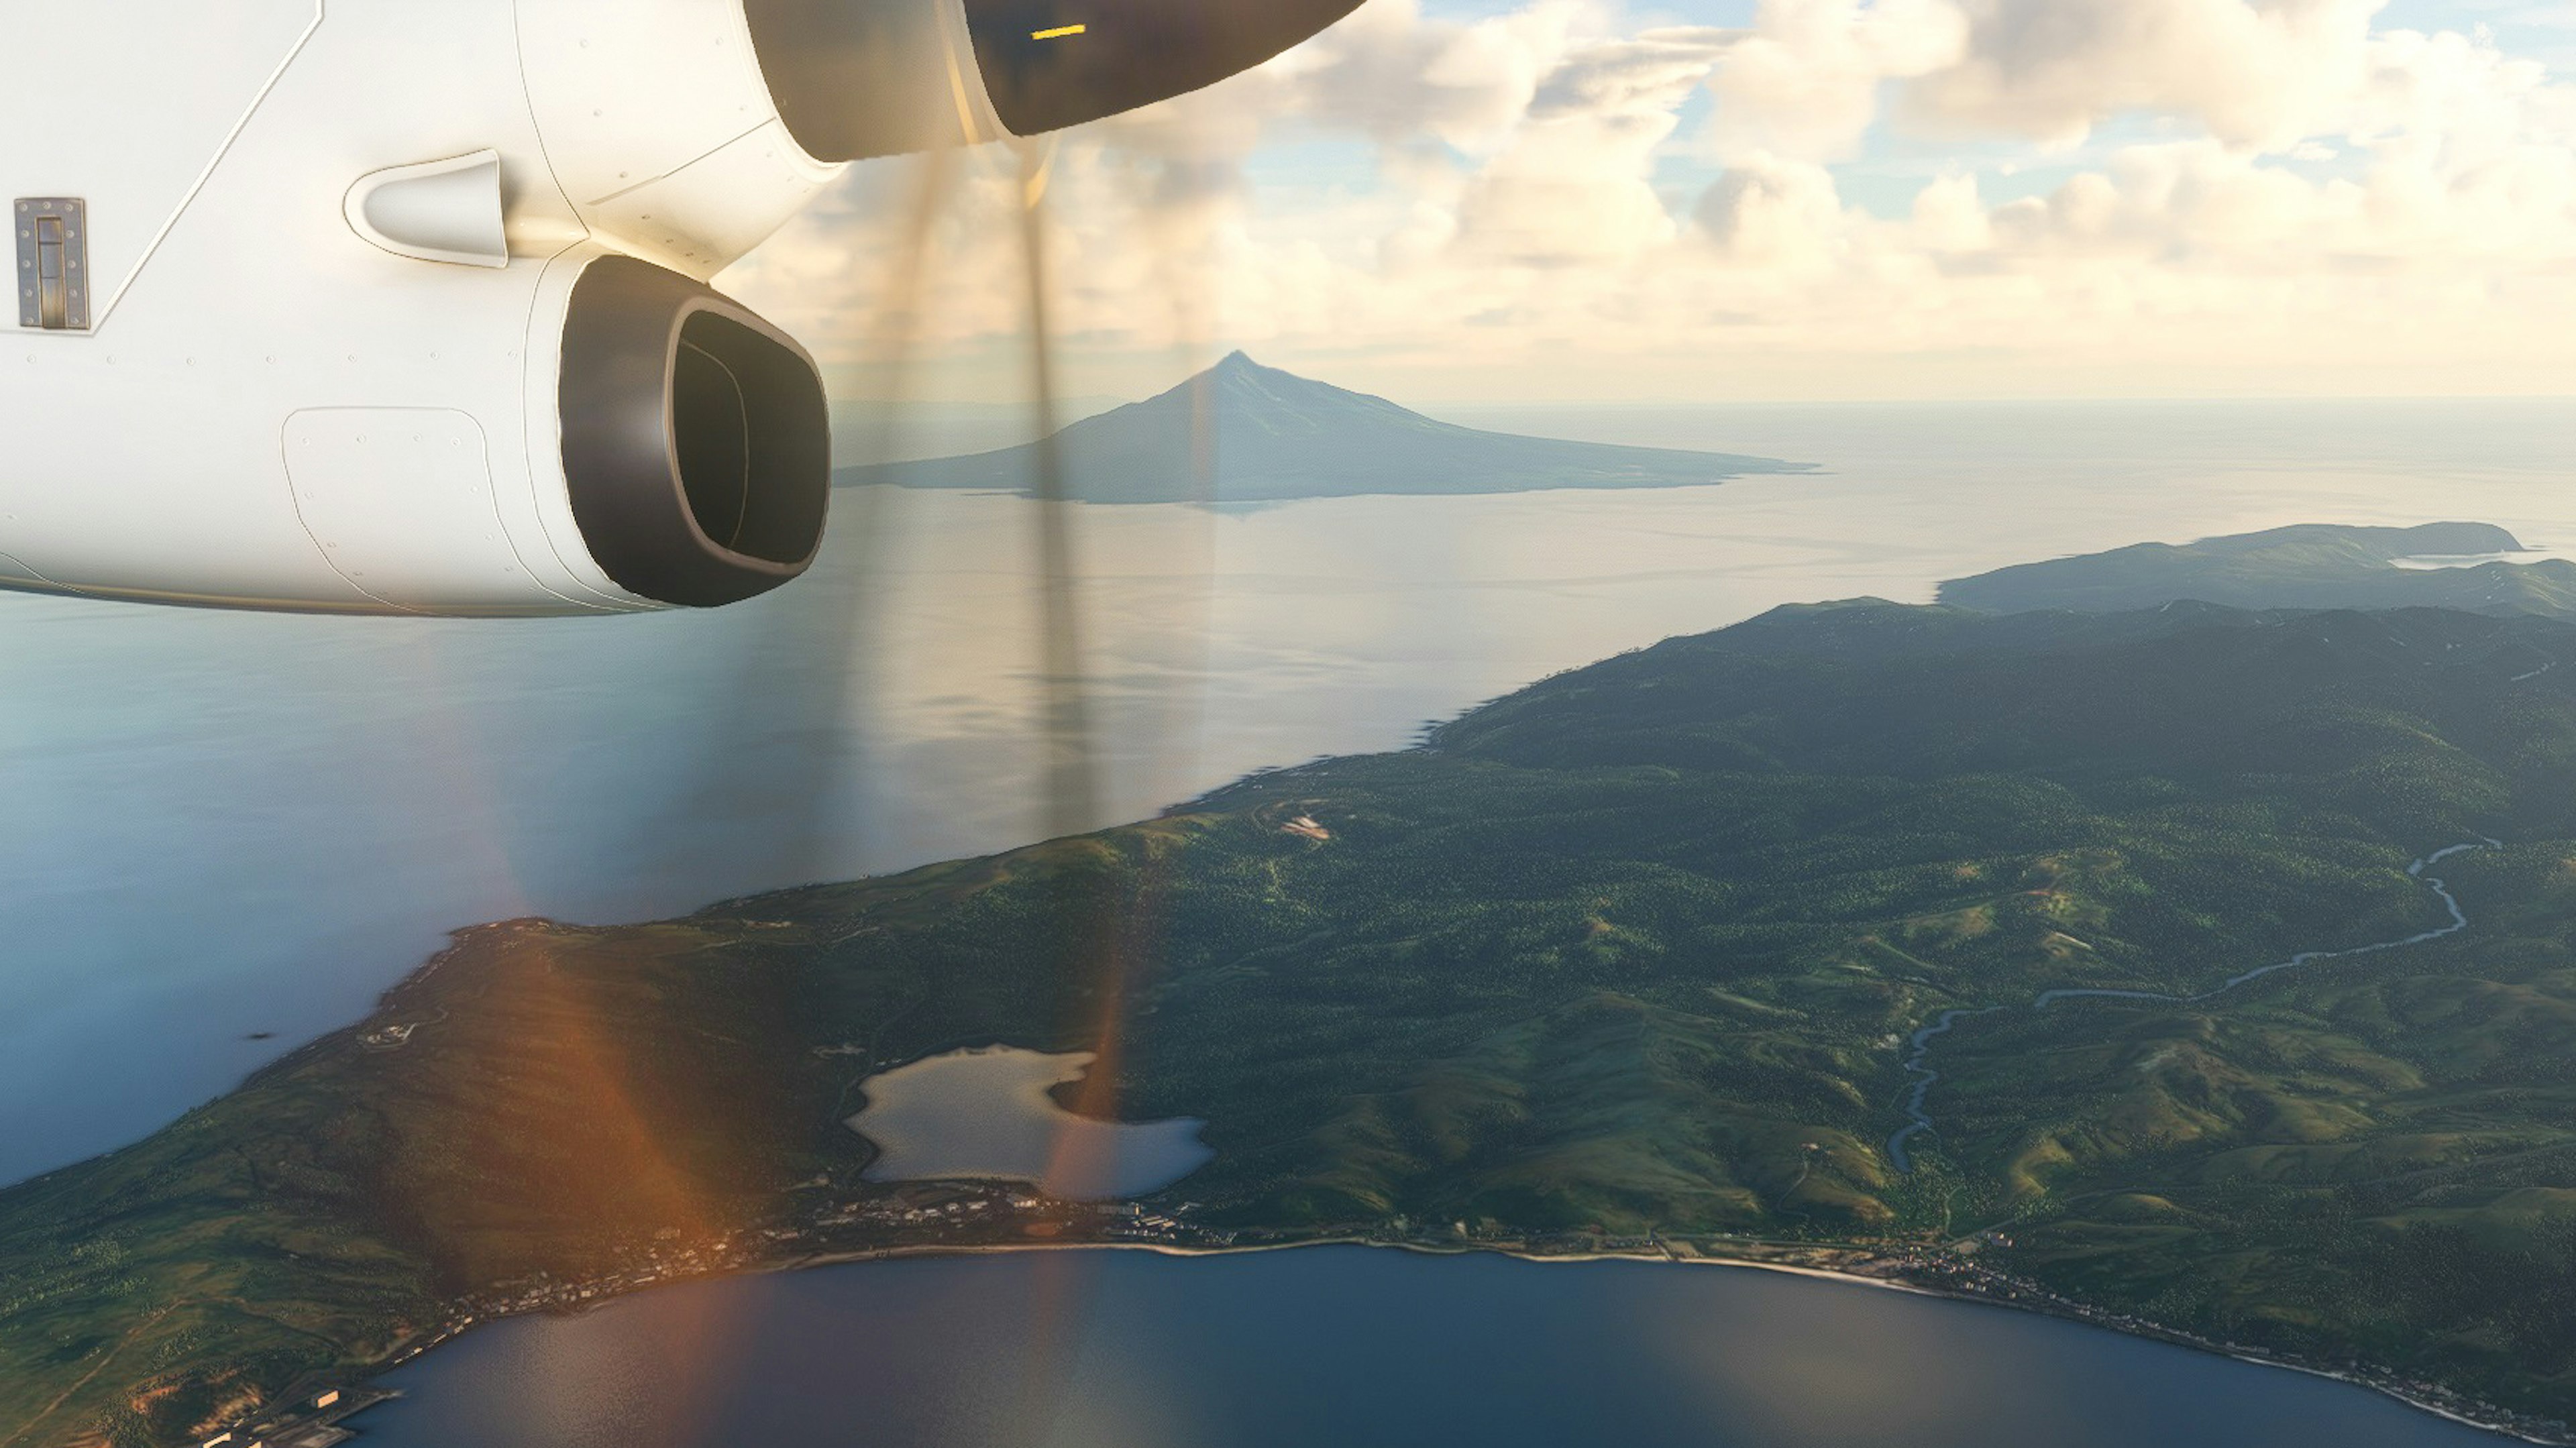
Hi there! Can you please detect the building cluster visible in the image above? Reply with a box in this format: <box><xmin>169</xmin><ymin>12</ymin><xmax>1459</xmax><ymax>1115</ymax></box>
<box><xmin>199</xmin><ymin>1385</ymin><xmax>384</xmax><ymax>1448</ymax></box>
<box><xmin>425</xmin><ymin>1181</ymin><xmax>1238</xmax><ymax>1347</ymax></box>
<box><xmin>761</xmin><ymin>1180</ymin><xmax>1234</xmax><ymax>1251</ymax></box>
<box><xmin>191</xmin><ymin>1207</ymin><xmax>2574</xmax><ymax>1448</ymax></box>
<box><xmin>189</xmin><ymin>1186</ymin><xmax>1207</xmax><ymax>1447</ymax></box>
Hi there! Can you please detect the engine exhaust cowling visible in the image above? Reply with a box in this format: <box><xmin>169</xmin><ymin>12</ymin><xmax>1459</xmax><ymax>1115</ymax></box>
<box><xmin>961</xmin><ymin>0</ymin><xmax>1368</xmax><ymax>138</ymax></box>
<box><xmin>742</xmin><ymin>0</ymin><xmax>1369</xmax><ymax>162</ymax></box>
<box><xmin>558</xmin><ymin>257</ymin><xmax>828</xmax><ymax>608</ymax></box>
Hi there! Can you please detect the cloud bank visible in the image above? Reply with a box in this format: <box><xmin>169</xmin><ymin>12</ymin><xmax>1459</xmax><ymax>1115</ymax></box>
<box><xmin>724</xmin><ymin>0</ymin><xmax>2576</xmax><ymax>400</ymax></box>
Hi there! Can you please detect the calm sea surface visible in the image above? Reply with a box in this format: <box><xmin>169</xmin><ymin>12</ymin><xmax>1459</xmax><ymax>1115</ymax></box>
<box><xmin>350</xmin><ymin>1247</ymin><xmax>2509</xmax><ymax>1448</ymax></box>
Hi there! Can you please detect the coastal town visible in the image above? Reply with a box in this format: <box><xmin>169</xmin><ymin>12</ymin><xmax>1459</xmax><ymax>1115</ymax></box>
<box><xmin>191</xmin><ymin>1384</ymin><xmax>392</xmax><ymax>1448</ymax></box>
<box><xmin>187</xmin><ymin>1170</ymin><xmax>2571</xmax><ymax>1447</ymax></box>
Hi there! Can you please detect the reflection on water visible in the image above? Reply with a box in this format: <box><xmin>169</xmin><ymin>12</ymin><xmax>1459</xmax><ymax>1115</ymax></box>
<box><xmin>351</xmin><ymin>1247</ymin><xmax>2506</xmax><ymax>1448</ymax></box>
<box><xmin>7</xmin><ymin>398</ymin><xmax>2575</xmax><ymax>1184</ymax></box>
<box><xmin>849</xmin><ymin>1047</ymin><xmax>1212</xmax><ymax>1199</ymax></box>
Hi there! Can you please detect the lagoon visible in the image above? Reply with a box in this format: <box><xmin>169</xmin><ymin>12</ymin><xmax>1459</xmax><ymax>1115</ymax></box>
<box><xmin>849</xmin><ymin>1047</ymin><xmax>1213</xmax><ymax>1200</ymax></box>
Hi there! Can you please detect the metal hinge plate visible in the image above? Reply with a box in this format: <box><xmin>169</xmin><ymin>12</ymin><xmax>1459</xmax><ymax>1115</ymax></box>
<box><xmin>15</xmin><ymin>197</ymin><xmax>90</xmax><ymax>331</ymax></box>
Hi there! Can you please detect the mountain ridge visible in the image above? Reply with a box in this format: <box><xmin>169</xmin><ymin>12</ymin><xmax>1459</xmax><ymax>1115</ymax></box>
<box><xmin>1939</xmin><ymin>520</ymin><xmax>2576</xmax><ymax>617</ymax></box>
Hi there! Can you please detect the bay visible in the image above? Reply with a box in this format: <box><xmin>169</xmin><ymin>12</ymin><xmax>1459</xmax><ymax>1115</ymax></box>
<box><xmin>347</xmin><ymin>1246</ymin><xmax>2510</xmax><ymax>1448</ymax></box>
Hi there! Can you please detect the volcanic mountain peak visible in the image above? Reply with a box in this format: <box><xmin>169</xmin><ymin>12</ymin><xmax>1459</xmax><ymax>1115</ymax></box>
<box><xmin>836</xmin><ymin>355</ymin><xmax>1807</xmax><ymax>505</ymax></box>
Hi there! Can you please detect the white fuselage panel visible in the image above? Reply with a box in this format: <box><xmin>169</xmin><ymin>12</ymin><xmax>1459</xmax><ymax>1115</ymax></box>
<box><xmin>0</xmin><ymin>0</ymin><xmax>847</xmax><ymax>614</ymax></box>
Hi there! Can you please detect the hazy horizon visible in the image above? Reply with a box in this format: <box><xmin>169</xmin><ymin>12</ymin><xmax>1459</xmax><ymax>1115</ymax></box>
<box><xmin>727</xmin><ymin>0</ymin><xmax>2576</xmax><ymax>406</ymax></box>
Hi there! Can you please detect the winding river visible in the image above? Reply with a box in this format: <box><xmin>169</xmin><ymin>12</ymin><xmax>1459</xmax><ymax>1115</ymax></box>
<box><xmin>1888</xmin><ymin>840</ymin><xmax>2498</xmax><ymax>1172</ymax></box>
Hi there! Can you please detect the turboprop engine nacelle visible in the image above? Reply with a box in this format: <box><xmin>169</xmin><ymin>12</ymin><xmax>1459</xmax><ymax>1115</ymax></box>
<box><xmin>1</xmin><ymin>0</ymin><xmax>1361</xmax><ymax>614</ymax></box>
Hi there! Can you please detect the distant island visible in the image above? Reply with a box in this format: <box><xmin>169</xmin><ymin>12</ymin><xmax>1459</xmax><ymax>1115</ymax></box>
<box><xmin>833</xmin><ymin>351</ymin><xmax>1810</xmax><ymax>504</ymax></box>
<box><xmin>13</xmin><ymin>545</ymin><xmax>2576</xmax><ymax>1445</ymax></box>
<box><xmin>1941</xmin><ymin>520</ymin><xmax>2576</xmax><ymax>616</ymax></box>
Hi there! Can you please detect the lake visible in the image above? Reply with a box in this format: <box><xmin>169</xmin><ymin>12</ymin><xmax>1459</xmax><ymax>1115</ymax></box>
<box><xmin>849</xmin><ymin>1047</ymin><xmax>1213</xmax><ymax>1200</ymax></box>
<box><xmin>346</xmin><ymin>1246</ymin><xmax>2508</xmax><ymax>1447</ymax></box>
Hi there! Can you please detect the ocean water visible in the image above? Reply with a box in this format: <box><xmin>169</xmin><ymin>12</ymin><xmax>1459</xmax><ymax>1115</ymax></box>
<box><xmin>5</xmin><ymin>396</ymin><xmax>2573</xmax><ymax>1185</ymax></box>
<box><xmin>349</xmin><ymin>1247</ymin><xmax>2510</xmax><ymax>1448</ymax></box>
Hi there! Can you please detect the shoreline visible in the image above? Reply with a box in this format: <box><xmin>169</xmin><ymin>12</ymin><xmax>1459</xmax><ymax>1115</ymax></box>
<box><xmin>798</xmin><ymin>1233</ymin><xmax>2566</xmax><ymax>1445</ymax></box>
<box><xmin>337</xmin><ymin>1228</ymin><xmax>2564</xmax><ymax>1447</ymax></box>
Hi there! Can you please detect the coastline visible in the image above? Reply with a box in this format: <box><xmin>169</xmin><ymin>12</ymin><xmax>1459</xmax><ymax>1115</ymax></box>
<box><xmin>329</xmin><ymin>1227</ymin><xmax>2567</xmax><ymax>1447</ymax></box>
<box><xmin>799</xmin><ymin>1233</ymin><xmax>2565</xmax><ymax>1445</ymax></box>
<box><xmin>120</xmin><ymin>610</ymin><xmax>2576</xmax><ymax>1448</ymax></box>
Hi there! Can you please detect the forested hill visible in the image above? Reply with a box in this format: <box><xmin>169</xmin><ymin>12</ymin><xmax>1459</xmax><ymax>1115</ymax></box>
<box><xmin>1939</xmin><ymin>520</ymin><xmax>2576</xmax><ymax>616</ymax></box>
<box><xmin>9</xmin><ymin>599</ymin><xmax>2576</xmax><ymax>1445</ymax></box>
<box><xmin>1436</xmin><ymin>598</ymin><xmax>2576</xmax><ymax>826</ymax></box>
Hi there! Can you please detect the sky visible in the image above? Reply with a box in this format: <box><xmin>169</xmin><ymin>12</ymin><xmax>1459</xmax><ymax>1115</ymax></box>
<box><xmin>722</xmin><ymin>0</ymin><xmax>2576</xmax><ymax>404</ymax></box>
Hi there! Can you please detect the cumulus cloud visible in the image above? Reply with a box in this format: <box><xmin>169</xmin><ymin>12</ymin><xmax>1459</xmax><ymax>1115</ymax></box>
<box><xmin>1707</xmin><ymin>0</ymin><xmax>1970</xmax><ymax>160</ymax></box>
<box><xmin>720</xmin><ymin>0</ymin><xmax>2576</xmax><ymax>398</ymax></box>
<box><xmin>1906</xmin><ymin>0</ymin><xmax>2385</xmax><ymax>149</ymax></box>
<box><xmin>1697</xmin><ymin>153</ymin><xmax>1849</xmax><ymax>266</ymax></box>
<box><xmin>1453</xmin><ymin>28</ymin><xmax>1735</xmax><ymax>263</ymax></box>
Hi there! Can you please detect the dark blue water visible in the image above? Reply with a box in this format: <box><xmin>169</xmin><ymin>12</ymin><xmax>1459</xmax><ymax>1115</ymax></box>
<box><xmin>353</xmin><ymin>1248</ymin><xmax>2504</xmax><ymax>1447</ymax></box>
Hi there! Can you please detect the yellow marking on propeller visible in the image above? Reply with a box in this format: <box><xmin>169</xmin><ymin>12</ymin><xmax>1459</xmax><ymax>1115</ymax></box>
<box><xmin>1031</xmin><ymin>23</ymin><xmax>1087</xmax><ymax>38</ymax></box>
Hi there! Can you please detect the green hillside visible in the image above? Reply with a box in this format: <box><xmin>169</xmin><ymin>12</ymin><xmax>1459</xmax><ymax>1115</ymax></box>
<box><xmin>9</xmin><ymin>600</ymin><xmax>2576</xmax><ymax>1444</ymax></box>
<box><xmin>1939</xmin><ymin>520</ymin><xmax>2576</xmax><ymax>616</ymax></box>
